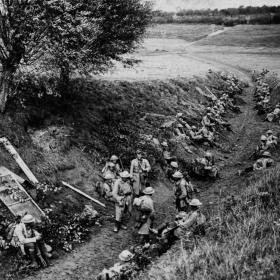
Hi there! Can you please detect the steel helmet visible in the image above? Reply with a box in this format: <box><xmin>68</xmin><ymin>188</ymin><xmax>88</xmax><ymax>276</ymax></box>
<box><xmin>21</xmin><ymin>214</ymin><xmax>35</xmax><ymax>224</ymax></box>
<box><xmin>260</xmin><ymin>135</ymin><xmax>267</xmax><ymax>141</ymax></box>
<box><xmin>262</xmin><ymin>151</ymin><xmax>271</xmax><ymax>157</ymax></box>
<box><xmin>170</xmin><ymin>161</ymin><xmax>179</xmax><ymax>168</ymax></box>
<box><xmin>143</xmin><ymin>187</ymin><xmax>155</xmax><ymax>195</ymax></box>
<box><xmin>176</xmin><ymin>113</ymin><xmax>183</xmax><ymax>118</ymax></box>
<box><xmin>110</xmin><ymin>155</ymin><xmax>118</xmax><ymax>161</ymax></box>
<box><xmin>104</xmin><ymin>173</ymin><xmax>115</xmax><ymax>180</ymax></box>
<box><xmin>107</xmin><ymin>162</ymin><xmax>116</xmax><ymax>168</ymax></box>
<box><xmin>172</xmin><ymin>171</ymin><xmax>183</xmax><ymax>179</ymax></box>
<box><xmin>120</xmin><ymin>171</ymin><xmax>131</xmax><ymax>178</ymax></box>
<box><xmin>205</xmin><ymin>151</ymin><xmax>213</xmax><ymax>158</ymax></box>
<box><xmin>119</xmin><ymin>250</ymin><xmax>134</xmax><ymax>262</ymax></box>
<box><xmin>266</xmin><ymin>130</ymin><xmax>273</xmax><ymax>135</ymax></box>
<box><xmin>189</xmin><ymin>198</ymin><xmax>202</xmax><ymax>207</ymax></box>
<box><xmin>161</xmin><ymin>141</ymin><xmax>168</xmax><ymax>147</ymax></box>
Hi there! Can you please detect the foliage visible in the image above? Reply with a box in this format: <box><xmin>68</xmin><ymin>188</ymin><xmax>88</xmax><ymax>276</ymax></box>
<box><xmin>152</xmin><ymin>5</ymin><xmax>280</xmax><ymax>25</ymax></box>
<box><xmin>0</xmin><ymin>0</ymin><xmax>152</xmax><ymax>111</ymax></box>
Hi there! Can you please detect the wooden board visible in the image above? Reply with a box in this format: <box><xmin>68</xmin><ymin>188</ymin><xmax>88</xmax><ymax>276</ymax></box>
<box><xmin>0</xmin><ymin>137</ymin><xmax>39</xmax><ymax>184</ymax></box>
<box><xmin>0</xmin><ymin>174</ymin><xmax>45</xmax><ymax>222</ymax></box>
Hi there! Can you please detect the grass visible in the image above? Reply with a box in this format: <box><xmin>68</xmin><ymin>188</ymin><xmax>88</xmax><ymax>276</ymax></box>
<box><xmin>147</xmin><ymin>24</ymin><xmax>222</xmax><ymax>42</ymax></box>
<box><xmin>136</xmin><ymin>167</ymin><xmax>280</xmax><ymax>280</ymax></box>
<box><xmin>197</xmin><ymin>25</ymin><xmax>280</xmax><ymax>48</ymax></box>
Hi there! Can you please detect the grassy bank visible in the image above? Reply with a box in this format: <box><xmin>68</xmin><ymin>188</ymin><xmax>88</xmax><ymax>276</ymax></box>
<box><xmin>137</xmin><ymin>166</ymin><xmax>280</xmax><ymax>280</ymax></box>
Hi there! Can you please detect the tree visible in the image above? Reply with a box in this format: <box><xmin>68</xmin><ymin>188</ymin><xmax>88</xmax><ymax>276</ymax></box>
<box><xmin>0</xmin><ymin>0</ymin><xmax>152</xmax><ymax>112</ymax></box>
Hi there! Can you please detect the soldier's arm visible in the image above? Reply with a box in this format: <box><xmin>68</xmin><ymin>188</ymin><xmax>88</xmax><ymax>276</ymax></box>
<box><xmin>180</xmin><ymin>212</ymin><xmax>198</xmax><ymax>229</ymax></box>
<box><xmin>130</xmin><ymin>160</ymin><xmax>134</xmax><ymax>176</ymax></box>
<box><xmin>179</xmin><ymin>183</ymin><xmax>187</xmax><ymax>199</ymax></box>
<box><xmin>112</xmin><ymin>180</ymin><xmax>121</xmax><ymax>202</ymax></box>
<box><xmin>145</xmin><ymin>159</ymin><xmax>151</xmax><ymax>172</ymax></box>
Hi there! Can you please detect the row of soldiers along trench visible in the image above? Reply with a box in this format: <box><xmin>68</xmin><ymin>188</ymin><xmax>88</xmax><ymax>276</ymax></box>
<box><xmin>1</xmin><ymin>70</ymin><xmax>280</xmax><ymax>279</ymax></box>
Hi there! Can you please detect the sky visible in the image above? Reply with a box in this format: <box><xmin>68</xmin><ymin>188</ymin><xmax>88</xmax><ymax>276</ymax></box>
<box><xmin>151</xmin><ymin>0</ymin><xmax>280</xmax><ymax>11</ymax></box>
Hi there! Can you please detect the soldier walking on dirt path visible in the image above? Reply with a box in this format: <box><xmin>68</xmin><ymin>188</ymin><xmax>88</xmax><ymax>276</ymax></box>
<box><xmin>112</xmin><ymin>171</ymin><xmax>133</xmax><ymax>233</ymax></box>
<box><xmin>137</xmin><ymin>187</ymin><xmax>155</xmax><ymax>244</ymax></box>
<box><xmin>130</xmin><ymin>149</ymin><xmax>151</xmax><ymax>196</ymax></box>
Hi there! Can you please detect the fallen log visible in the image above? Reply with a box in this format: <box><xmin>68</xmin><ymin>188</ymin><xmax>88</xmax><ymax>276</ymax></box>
<box><xmin>0</xmin><ymin>137</ymin><xmax>39</xmax><ymax>184</ymax></box>
<box><xmin>62</xmin><ymin>181</ymin><xmax>106</xmax><ymax>208</ymax></box>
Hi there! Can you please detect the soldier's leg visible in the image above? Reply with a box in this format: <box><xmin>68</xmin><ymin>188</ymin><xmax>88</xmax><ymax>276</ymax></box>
<box><xmin>24</xmin><ymin>243</ymin><xmax>37</xmax><ymax>268</ymax></box>
<box><xmin>114</xmin><ymin>204</ymin><xmax>123</xmax><ymax>232</ymax></box>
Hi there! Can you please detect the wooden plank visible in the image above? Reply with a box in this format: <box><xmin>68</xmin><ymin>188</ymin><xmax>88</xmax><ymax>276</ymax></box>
<box><xmin>0</xmin><ymin>137</ymin><xmax>39</xmax><ymax>184</ymax></box>
<box><xmin>62</xmin><ymin>181</ymin><xmax>106</xmax><ymax>208</ymax></box>
<box><xmin>0</xmin><ymin>166</ymin><xmax>25</xmax><ymax>184</ymax></box>
<box><xmin>0</xmin><ymin>174</ymin><xmax>45</xmax><ymax>221</ymax></box>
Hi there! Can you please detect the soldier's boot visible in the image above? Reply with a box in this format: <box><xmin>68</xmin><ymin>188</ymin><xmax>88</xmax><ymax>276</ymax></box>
<box><xmin>28</xmin><ymin>249</ymin><xmax>38</xmax><ymax>268</ymax></box>
<box><xmin>114</xmin><ymin>221</ymin><xmax>120</xmax><ymax>233</ymax></box>
<box><xmin>120</xmin><ymin>224</ymin><xmax>127</xmax><ymax>230</ymax></box>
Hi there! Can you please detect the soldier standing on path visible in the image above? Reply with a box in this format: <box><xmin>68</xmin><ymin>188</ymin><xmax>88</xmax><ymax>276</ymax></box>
<box><xmin>130</xmin><ymin>149</ymin><xmax>151</xmax><ymax>196</ymax></box>
<box><xmin>112</xmin><ymin>171</ymin><xmax>133</xmax><ymax>233</ymax></box>
<box><xmin>172</xmin><ymin>171</ymin><xmax>194</xmax><ymax>212</ymax></box>
<box><xmin>137</xmin><ymin>187</ymin><xmax>155</xmax><ymax>244</ymax></box>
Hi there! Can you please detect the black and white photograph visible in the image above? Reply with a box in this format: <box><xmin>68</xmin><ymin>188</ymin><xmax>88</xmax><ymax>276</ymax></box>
<box><xmin>0</xmin><ymin>0</ymin><xmax>280</xmax><ymax>279</ymax></box>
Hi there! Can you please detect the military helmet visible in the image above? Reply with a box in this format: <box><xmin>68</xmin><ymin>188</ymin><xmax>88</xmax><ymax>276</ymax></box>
<box><xmin>189</xmin><ymin>198</ymin><xmax>202</xmax><ymax>207</ymax></box>
<box><xmin>260</xmin><ymin>135</ymin><xmax>267</xmax><ymax>141</ymax></box>
<box><xmin>262</xmin><ymin>151</ymin><xmax>271</xmax><ymax>158</ymax></box>
<box><xmin>172</xmin><ymin>171</ymin><xmax>183</xmax><ymax>179</ymax></box>
<box><xmin>110</xmin><ymin>155</ymin><xmax>118</xmax><ymax>161</ymax></box>
<box><xmin>119</xmin><ymin>250</ymin><xmax>134</xmax><ymax>262</ymax></box>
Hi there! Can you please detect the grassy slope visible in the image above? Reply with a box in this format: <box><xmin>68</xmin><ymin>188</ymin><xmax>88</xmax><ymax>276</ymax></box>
<box><xmin>135</xmin><ymin>73</ymin><xmax>280</xmax><ymax>280</ymax></box>
<box><xmin>137</xmin><ymin>167</ymin><xmax>280</xmax><ymax>280</ymax></box>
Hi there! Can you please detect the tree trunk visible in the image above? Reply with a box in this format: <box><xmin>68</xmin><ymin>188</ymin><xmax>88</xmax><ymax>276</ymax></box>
<box><xmin>0</xmin><ymin>67</ymin><xmax>13</xmax><ymax>113</ymax></box>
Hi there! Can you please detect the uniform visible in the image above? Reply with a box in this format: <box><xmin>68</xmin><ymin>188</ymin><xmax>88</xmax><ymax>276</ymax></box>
<box><xmin>112</xmin><ymin>178</ymin><xmax>133</xmax><ymax>222</ymax></box>
<box><xmin>137</xmin><ymin>195</ymin><xmax>155</xmax><ymax>236</ymax></box>
<box><xmin>253</xmin><ymin>158</ymin><xmax>274</xmax><ymax>171</ymax></box>
<box><xmin>130</xmin><ymin>158</ymin><xmax>151</xmax><ymax>195</ymax></box>
<box><xmin>175</xmin><ymin>210</ymin><xmax>206</xmax><ymax>237</ymax></box>
<box><xmin>174</xmin><ymin>178</ymin><xmax>194</xmax><ymax>211</ymax></box>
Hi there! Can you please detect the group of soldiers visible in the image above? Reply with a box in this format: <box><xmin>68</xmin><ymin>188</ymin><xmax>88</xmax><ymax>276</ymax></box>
<box><xmin>253</xmin><ymin>130</ymin><xmax>277</xmax><ymax>170</ymax></box>
<box><xmin>170</xmin><ymin>88</ymin><xmax>241</xmax><ymax>154</ymax></box>
<box><xmin>254</xmin><ymin>72</ymin><xmax>280</xmax><ymax>122</ymax></box>
<box><xmin>97</xmin><ymin>197</ymin><xmax>205</xmax><ymax>280</ymax></box>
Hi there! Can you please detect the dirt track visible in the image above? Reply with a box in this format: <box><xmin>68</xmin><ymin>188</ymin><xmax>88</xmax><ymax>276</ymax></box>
<box><xmin>24</xmin><ymin>29</ymin><xmax>280</xmax><ymax>280</ymax></box>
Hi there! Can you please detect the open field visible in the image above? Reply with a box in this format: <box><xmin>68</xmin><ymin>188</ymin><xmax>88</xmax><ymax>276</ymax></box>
<box><xmin>98</xmin><ymin>24</ymin><xmax>280</xmax><ymax>81</ymax></box>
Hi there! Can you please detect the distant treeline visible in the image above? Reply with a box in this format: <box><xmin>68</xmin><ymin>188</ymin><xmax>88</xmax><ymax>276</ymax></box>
<box><xmin>152</xmin><ymin>5</ymin><xmax>280</xmax><ymax>25</ymax></box>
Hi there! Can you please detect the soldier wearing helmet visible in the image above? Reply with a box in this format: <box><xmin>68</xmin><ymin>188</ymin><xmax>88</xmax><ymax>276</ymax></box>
<box><xmin>172</xmin><ymin>171</ymin><xmax>194</xmax><ymax>212</ymax></box>
<box><xmin>130</xmin><ymin>150</ymin><xmax>151</xmax><ymax>196</ymax></box>
<box><xmin>175</xmin><ymin>198</ymin><xmax>206</xmax><ymax>237</ymax></box>
<box><xmin>112</xmin><ymin>171</ymin><xmax>133</xmax><ymax>233</ymax></box>
<box><xmin>255</xmin><ymin>135</ymin><xmax>269</xmax><ymax>158</ymax></box>
<box><xmin>253</xmin><ymin>151</ymin><xmax>274</xmax><ymax>171</ymax></box>
<box><xmin>266</xmin><ymin>129</ymin><xmax>278</xmax><ymax>148</ymax></box>
<box><xmin>102</xmin><ymin>155</ymin><xmax>121</xmax><ymax>177</ymax></box>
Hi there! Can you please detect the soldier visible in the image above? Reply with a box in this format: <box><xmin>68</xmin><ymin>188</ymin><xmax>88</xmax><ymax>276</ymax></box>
<box><xmin>130</xmin><ymin>150</ymin><xmax>151</xmax><ymax>196</ymax></box>
<box><xmin>253</xmin><ymin>151</ymin><xmax>274</xmax><ymax>171</ymax></box>
<box><xmin>97</xmin><ymin>250</ymin><xmax>135</xmax><ymax>280</ymax></box>
<box><xmin>266</xmin><ymin>104</ymin><xmax>280</xmax><ymax>122</ymax></box>
<box><xmin>102</xmin><ymin>155</ymin><xmax>121</xmax><ymax>176</ymax></box>
<box><xmin>102</xmin><ymin>162</ymin><xmax>117</xmax><ymax>179</ymax></box>
<box><xmin>112</xmin><ymin>171</ymin><xmax>133</xmax><ymax>233</ymax></box>
<box><xmin>201</xmin><ymin>113</ymin><xmax>215</xmax><ymax>128</ymax></box>
<box><xmin>102</xmin><ymin>173</ymin><xmax>115</xmax><ymax>201</ymax></box>
<box><xmin>174</xmin><ymin>199</ymin><xmax>206</xmax><ymax>238</ymax></box>
<box><xmin>266</xmin><ymin>130</ymin><xmax>278</xmax><ymax>148</ymax></box>
<box><xmin>172</xmin><ymin>171</ymin><xmax>194</xmax><ymax>212</ymax></box>
<box><xmin>137</xmin><ymin>187</ymin><xmax>155</xmax><ymax>244</ymax></box>
<box><xmin>255</xmin><ymin>135</ymin><xmax>269</xmax><ymax>158</ymax></box>
<box><xmin>13</xmin><ymin>214</ymin><xmax>50</xmax><ymax>268</ymax></box>
<box><xmin>194</xmin><ymin>152</ymin><xmax>219</xmax><ymax>178</ymax></box>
